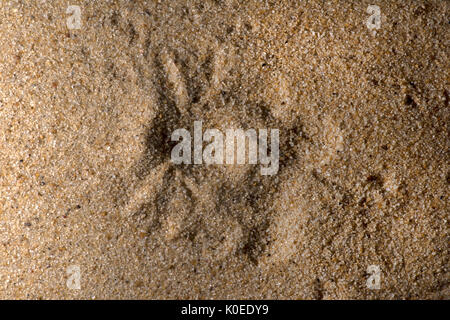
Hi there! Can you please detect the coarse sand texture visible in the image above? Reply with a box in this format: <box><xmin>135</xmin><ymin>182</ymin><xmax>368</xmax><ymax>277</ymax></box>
<box><xmin>0</xmin><ymin>0</ymin><xmax>448</xmax><ymax>299</ymax></box>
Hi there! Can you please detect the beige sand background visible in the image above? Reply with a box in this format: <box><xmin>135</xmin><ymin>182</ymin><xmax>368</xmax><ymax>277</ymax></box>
<box><xmin>0</xmin><ymin>0</ymin><xmax>448</xmax><ymax>299</ymax></box>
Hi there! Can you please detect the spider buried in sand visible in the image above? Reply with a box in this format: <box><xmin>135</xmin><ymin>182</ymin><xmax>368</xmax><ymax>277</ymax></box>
<box><xmin>120</xmin><ymin>44</ymin><xmax>307</xmax><ymax>264</ymax></box>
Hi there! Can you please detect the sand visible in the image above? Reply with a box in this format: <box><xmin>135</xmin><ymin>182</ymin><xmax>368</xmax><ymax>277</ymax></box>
<box><xmin>0</xmin><ymin>0</ymin><xmax>448</xmax><ymax>299</ymax></box>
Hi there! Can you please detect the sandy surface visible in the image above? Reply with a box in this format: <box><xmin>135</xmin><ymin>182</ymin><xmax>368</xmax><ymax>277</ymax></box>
<box><xmin>0</xmin><ymin>0</ymin><xmax>448</xmax><ymax>299</ymax></box>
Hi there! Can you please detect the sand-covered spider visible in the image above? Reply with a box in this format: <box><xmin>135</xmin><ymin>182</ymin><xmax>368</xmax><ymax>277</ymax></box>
<box><xmin>120</xmin><ymin>44</ymin><xmax>305</xmax><ymax>263</ymax></box>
